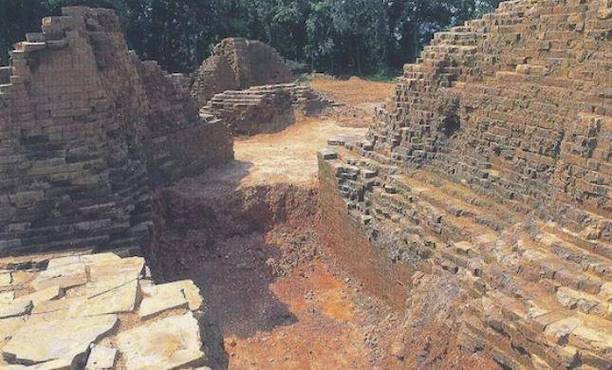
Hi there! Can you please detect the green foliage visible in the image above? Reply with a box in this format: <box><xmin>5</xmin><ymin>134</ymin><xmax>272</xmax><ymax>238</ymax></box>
<box><xmin>0</xmin><ymin>1</ymin><xmax>48</xmax><ymax>65</ymax></box>
<box><xmin>0</xmin><ymin>0</ymin><xmax>501</xmax><ymax>75</ymax></box>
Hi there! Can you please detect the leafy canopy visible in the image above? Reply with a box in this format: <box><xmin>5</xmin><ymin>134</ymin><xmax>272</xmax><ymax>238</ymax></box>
<box><xmin>0</xmin><ymin>0</ymin><xmax>500</xmax><ymax>76</ymax></box>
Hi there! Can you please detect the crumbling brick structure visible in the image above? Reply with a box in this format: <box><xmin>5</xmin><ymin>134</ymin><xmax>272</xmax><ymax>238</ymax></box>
<box><xmin>319</xmin><ymin>0</ymin><xmax>611</xmax><ymax>368</ymax></box>
<box><xmin>191</xmin><ymin>38</ymin><xmax>295</xmax><ymax>107</ymax></box>
<box><xmin>201</xmin><ymin>83</ymin><xmax>331</xmax><ymax>135</ymax></box>
<box><xmin>0</xmin><ymin>7</ymin><xmax>233</xmax><ymax>256</ymax></box>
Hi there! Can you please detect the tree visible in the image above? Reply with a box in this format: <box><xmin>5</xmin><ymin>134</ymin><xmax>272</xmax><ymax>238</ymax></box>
<box><xmin>0</xmin><ymin>0</ymin><xmax>502</xmax><ymax>75</ymax></box>
<box><xmin>0</xmin><ymin>0</ymin><xmax>49</xmax><ymax>65</ymax></box>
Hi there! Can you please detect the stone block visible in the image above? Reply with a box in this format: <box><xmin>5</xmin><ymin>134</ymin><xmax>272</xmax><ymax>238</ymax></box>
<box><xmin>116</xmin><ymin>313</ymin><xmax>205</xmax><ymax>370</ymax></box>
<box><xmin>2</xmin><ymin>314</ymin><xmax>118</xmax><ymax>364</ymax></box>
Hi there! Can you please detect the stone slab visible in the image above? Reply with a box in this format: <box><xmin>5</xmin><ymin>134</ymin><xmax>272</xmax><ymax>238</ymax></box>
<box><xmin>0</xmin><ymin>316</ymin><xmax>27</xmax><ymax>347</ymax></box>
<box><xmin>30</xmin><ymin>296</ymin><xmax>87</xmax><ymax>322</ymax></box>
<box><xmin>0</xmin><ymin>272</ymin><xmax>11</xmax><ymax>287</ymax></box>
<box><xmin>20</xmin><ymin>285</ymin><xmax>62</xmax><ymax>306</ymax></box>
<box><xmin>0</xmin><ymin>291</ymin><xmax>14</xmax><ymax>304</ymax></box>
<box><xmin>2</xmin><ymin>314</ymin><xmax>118</xmax><ymax>364</ymax></box>
<box><xmin>88</xmin><ymin>257</ymin><xmax>145</xmax><ymax>282</ymax></box>
<box><xmin>83</xmin><ymin>277</ymin><xmax>139</xmax><ymax>316</ymax></box>
<box><xmin>116</xmin><ymin>313</ymin><xmax>205</xmax><ymax>370</ymax></box>
<box><xmin>47</xmin><ymin>253</ymin><xmax>120</xmax><ymax>270</ymax></box>
<box><xmin>31</xmin><ymin>262</ymin><xmax>88</xmax><ymax>291</ymax></box>
<box><xmin>169</xmin><ymin>280</ymin><xmax>203</xmax><ymax>311</ymax></box>
<box><xmin>0</xmin><ymin>298</ymin><xmax>32</xmax><ymax>319</ymax></box>
<box><xmin>139</xmin><ymin>282</ymin><xmax>188</xmax><ymax>319</ymax></box>
<box><xmin>140</xmin><ymin>280</ymin><xmax>202</xmax><ymax>316</ymax></box>
<box><xmin>86</xmin><ymin>344</ymin><xmax>117</xmax><ymax>369</ymax></box>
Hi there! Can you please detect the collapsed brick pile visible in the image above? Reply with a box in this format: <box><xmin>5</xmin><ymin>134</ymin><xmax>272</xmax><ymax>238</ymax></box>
<box><xmin>320</xmin><ymin>0</ymin><xmax>611</xmax><ymax>368</ymax></box>
<box><xmin>0</xmin><ymin>7</ymin><xmax>233</xmax><ymax>256</ymax></box>
<box><xmin>201</xmin><ymin>83</ymin><xmax>332</xmax><ymax>135</ymax></box>
<box><xmin>0</xmin><ymin>251</ymin><xmax>208</xmax><ymax>369</ymax></box>
<box><xmin>191</xmin><ymin>38</ymin><xmax>294</xmax><ymax>107</ymax></box>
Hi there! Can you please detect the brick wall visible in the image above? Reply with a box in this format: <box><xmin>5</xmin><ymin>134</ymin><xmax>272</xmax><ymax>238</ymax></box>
<box><xmin>0</xmin><ymin>7</ymin><xmax>233</xmax><ymax>256</ymax></box>
<box><xmin>318</xmin><ymin>153</ymin><xmax>412</xmax><ymax>309</ymax></box>
<box><xmin>367</xmin><ymin>0</ymin><xmax>611</xmax><ymax>233</ymax></box>
<box><xmin>191</xmin><ymin>38</ymin><xmax>295</xmax><ymax>109</ymax></box>
<box><xmin>318</xmin><ymin>1</ymin><xmax>612</xmax><ymax>367</ymax></box>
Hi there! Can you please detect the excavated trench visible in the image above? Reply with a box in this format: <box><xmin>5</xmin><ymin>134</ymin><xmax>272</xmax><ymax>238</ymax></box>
<box><xmin>139</xmin><ymin>78</ymin><xmax>499</xmax><ymax>369</ymax></box>
<box><xmin>145</xmin><ymin>177</ymin><xmax>407</xmax><ymax>369</ymax></box>
<box><xmin>145</xmin><ymin>180</ymin><xmax>496</xmax><ymax>369</ymax></box>
<box><xmin>149</xmin><ymin>184</ymin><xmax>320</xmax><ymax>367</ymax></box>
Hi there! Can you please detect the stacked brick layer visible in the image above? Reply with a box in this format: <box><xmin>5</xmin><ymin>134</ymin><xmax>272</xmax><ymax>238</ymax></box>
<box><xmin>368</xmin><ymin>0</ymin><xmax>611</xmax><ymax>232</ymax></box>
<box><xmin>0</xmin><ymin>7</ymin><xmax>233</xmax><ymax>256</ymax></box>
<box><xmin>201</xmin><ymin>83</ymin><xmax>331</xmax><ymax>136</ymax></box>
<box><xmin>319</xmin><ymin>0</ymin><xmax>611</xmax><ymax>368</ymax></box>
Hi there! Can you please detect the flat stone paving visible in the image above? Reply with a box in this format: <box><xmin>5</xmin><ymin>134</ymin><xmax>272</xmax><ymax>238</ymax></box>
<box><xmin>0</xmin><ymin>251</ymin><xmax>208</xmax><ymax>370</ymax></box>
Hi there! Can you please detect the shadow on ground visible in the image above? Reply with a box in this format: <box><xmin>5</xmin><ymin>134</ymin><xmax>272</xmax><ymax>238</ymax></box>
<box><xmin>149</xmin><ymin>160</ymin><xmax>306</xmax><ymax>369</ymax></box>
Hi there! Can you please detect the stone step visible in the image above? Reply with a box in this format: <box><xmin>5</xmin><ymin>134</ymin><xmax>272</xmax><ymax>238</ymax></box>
<box><xmin>397</xmin><ymin>171</ymin><xmax>516</xmax><ymax>227</ymax></box>
<box><xmin>25</xmin><ymin>33</ymin><xmax>45</xmax><ymax>43</ymax></box>
<box><xmin>485</xmin><ymin>272</ymin><xmax>612</xmax><ymax>330</ymax></box>
<box><xmin>542</xmin><ymin>221</ymin><xmax>612</xmax><ymax>261</ymax></box>
<box><xmin>46</xmin><ymin>39</ymin><xmax>68</xmax><ymax>50</ymax></box>
<box><xmin>460</xmin><ymin>312</ymin><xmax>534</xmax><ymax>368</ymax></box>
<box><xmin>475</xmin><ymin>274</ymin><xmax>612</xmax><ymax>367</ymax></box>
<box><xmin>534</xmin><ymin>230</ymin><xmax>612</xmax><ymax>281</ymax></box>
<box><xmin>16</xmin><ymin>42</ymin><xmax>46</xmax><ymax>53</ymax></box>
<box><xmin>369</xmin><ymin>185</ymin><xmax>495</xmax><ymax>245</ymax></box>
<box><xmin>555</xmin><ymin>285</ymin><xmax>610</xmax><ymax>319</ymax></box>
<box><xmin>516</xmin><ymin>239</ymin><xmax>606</xmax><ymax>297</ymax></box>
<box><xmin>214</xmin><ymin>90</ymin><xmax>268</xmax><ymax>97</ymax></box>
<box><xmin>210</xmin><ymin>96</ymin><xmax>264</xmax><ymax>104</ymax></box>
<box><xmin>209</xmin><ymin>100</ymin><xmax>260</xmax><ymax>108</ymax></box>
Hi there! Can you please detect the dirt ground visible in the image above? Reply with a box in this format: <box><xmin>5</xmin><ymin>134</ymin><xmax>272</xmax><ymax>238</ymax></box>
<box><xmin>153</xmin><ymin>181</ymin><xmax>405</xmax><ymax>370</ymax></box>
<box><xmin>202</xmin><ymin>116</ymin><xmax>367</xmax><ymax>188</ymax></box>
<box><xmin>151</xmin><ymin>76</ymin><xmax>479</xmax><ymax>370</ymax></box>
<box><xmin>309</xmin><ymin>75</ymin><xmax>395</xmax><ymax>107</ymax></box>
<box><xmin>309</xmin><ymin>75</ymin><xmax>395</xmax><ymax>128</ymax></box>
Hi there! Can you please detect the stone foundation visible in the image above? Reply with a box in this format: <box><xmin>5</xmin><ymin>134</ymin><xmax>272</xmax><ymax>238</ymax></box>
<box><xmin>0</xmin><ymin>251</ymin><xmax>208</xmax><ymax>369</ymax></box>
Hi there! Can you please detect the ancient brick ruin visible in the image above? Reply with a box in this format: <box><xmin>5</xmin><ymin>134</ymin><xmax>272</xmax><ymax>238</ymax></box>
<box><xmin>201</xmin><ymin>83</ymin><xmax>331</xmax><ymax>135</ymax></box>
<box><xmin>191</xmin><ymin>37</ymin><xmax>294</xmax><ymax>107</ymax></box>
<box><xmin>190</xmin><ymin>38</ymin><xmax>330</xmax><ymax>136</ymax></box>
<box><xmin>0</xmin><ymin>7</ymin><xmax>233</xmax><ymax>256</ymax></box>
<box><xmin>320</xmin><ymin>0</ymin><xmax>611</xmax><ymax>368</ymax></box>
<box><xmin>0</xmin><ymin>1</ymin><xmax>610</xmax><ymax>369</ymax></box>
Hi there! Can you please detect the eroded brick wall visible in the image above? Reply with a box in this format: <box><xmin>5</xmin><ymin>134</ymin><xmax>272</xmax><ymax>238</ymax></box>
<box><xmin>191</xmin><ymin>38</ymin><xmax>294</xmax><ymax>108</ymax></box>
<box><xmin>319</xmin><ymin>1</ymin><xmax>611</xmax><ymax>368</ymax></box>
<box><xmin>201</xmin><ymin>83</ymin><xmax>331</xmax><ymax>136</ymax></box>
<box><xmin>0</xmin><ymin>7</ymin><xmax>233</xmax><ymax>256</ymax></box>
<box><xmin>368</xmin><ymin>0</ymin><xmax>611</xmax><ymax>232</ymax></box>
<box><xmin>190</xmin><ymin>55</ymin><xmax>239</xmax><ymax>107</ymax></box>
